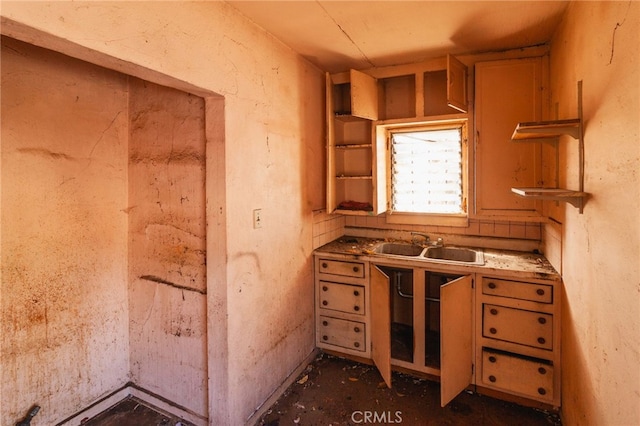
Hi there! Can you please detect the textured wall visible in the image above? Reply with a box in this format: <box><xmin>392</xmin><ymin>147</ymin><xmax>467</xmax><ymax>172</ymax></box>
<box><xmin>1</xmin><ymin>2</ymin><xmax>324</xmax><ymax>424</ymax></box>
<box><xmin>0</xmin><ymin>37</ymin><xmax>130</xmax><ymax>424</ymax></box>
<box><xmin>547</xmin><ymin>2</ymin><xmax>640</xmax><ymax>425</ymax></box>
<box><xmin>128</xmin><ymin>78</ymin><xmax>208</xmax><ymax>418</ymax></box>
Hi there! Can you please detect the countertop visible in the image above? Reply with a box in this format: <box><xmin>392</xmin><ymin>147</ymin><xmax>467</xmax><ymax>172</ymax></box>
<box><xmin>314</xmin><ymin>236</ymin><xmax>561</xmax><ymax>281</ymax></box>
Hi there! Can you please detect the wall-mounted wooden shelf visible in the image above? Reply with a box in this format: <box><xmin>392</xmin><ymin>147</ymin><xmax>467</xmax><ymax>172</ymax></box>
<box><xmin>510</xmin><ymin>81</ymin><xmax>587</xmax><ymax>213</ymax></box>
<box><xmin>511</xmin><ymin>188</ymin><xmax>587</xmax><ymax>208</ymax></box>
<box><xmin>511</xmin><ymin>118</ymin><xmax>581</xmax><ymax>140</ymax></box>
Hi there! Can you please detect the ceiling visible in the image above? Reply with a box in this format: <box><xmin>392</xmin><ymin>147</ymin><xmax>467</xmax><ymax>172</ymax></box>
<box><xmin>227</xmin><ymin>1</ymin><xmax>570</xmax><ymax>73</ymax></box>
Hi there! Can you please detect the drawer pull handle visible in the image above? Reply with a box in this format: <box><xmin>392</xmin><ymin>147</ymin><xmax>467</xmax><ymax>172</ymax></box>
<box><xmin>538</xmin><ymin>388</ymin><xmax>547</xmax><ymax>396</ymax></box>
<box><xmin>490</xmin><ymin>308</ymin><xmax>498</xmax><ymax>315</ymax></box>
<box><xmin>353</xmin><ymin>266</ymin><xmax>359</xmax><ymax>273</ymax></box>
<box><xmin>489</xmin><ymin>375</ymin><xmax>497</xmax><ymax>383</ymax></box>
<box><xmin>488</xmin><ymin>356</ymin><xmax>497</xmax><ymax>363</ymax></box>
<box><xmin>354</xmin><ymin>290</ymin><xmax>360</xmax><ymax>296</ymax></box>
<box><xmin>354</xmin><ymin>342</ymin><xmax>360</xmax><ymax>348</ymax></box>
<box><xmin>536</xmin><ymin>289</ymin><xmax>545</xmax><ymax>296</ymax></box>
<box><xmin>354</xmin><ymin>327</ymin><xmax>360</xmax><ymax>333</ymax></box>
<box><xmin>538</xmin><ymin>367</ymin><xmax>547</xmax><ymax>375</ymax></box>
<box><xmin>322</xmin><ymin>300</ymin><xmax>328</xmax><ymax>306</ymax></box>
<box><xmin>538</xmin><ymin>337</ymin><xmax>546</xmax><ymax>344</ymax></box>
<box><xmin>538</xmin><ymin>317</ymin><xmax>547</xmax><ymax>324</ymax></box>
<box><xmin>488</xmin><ymin>282</ymin><xmax>496</xmax><ymax>289</ymax></box>
<box><xmin>322</xmin><ymin>335</ymin><xmax>328</xmax><ymax>341</ymax></box>
<box><xmin>489</xmin><ymin>327</ymin><xmax>497</xmax><ymax>334</ymax></box>
<box><xmin>322</xmin><ymin>321</ymin><xmax>328</xmax><ymax>326</ymax></box>
<box><xmin>322</xmin><ymin>286</ymin><xmax>328</xmax><ymax>291</ymax></box>
<box><xmin>354</xmin><ymin>305</ymin><xmax>360</xmax><ymax>312</ymax></box>
<box><xmin>321</xmin><ymin>262</ymin><xmax>328</xmax><ymax>268</ymax></box>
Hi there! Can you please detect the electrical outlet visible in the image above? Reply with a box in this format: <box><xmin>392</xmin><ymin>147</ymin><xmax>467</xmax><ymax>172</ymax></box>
<box><xmin>253</xmin><ymin>209</ymin><xmax>262</xmax><ymax>229</ymax></box>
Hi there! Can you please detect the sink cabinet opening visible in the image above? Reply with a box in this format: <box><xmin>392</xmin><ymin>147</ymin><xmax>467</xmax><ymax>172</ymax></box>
<box><xmin>371</xmin><ymin>264</ymin><xmax>473</xmax><ymax>406</ymax></box>
<box><xmin>379</xmin><ymin>266</ymin><xmax>464</xmax><ymax>372</ymax></box>
<box><xmin>387</xmin><ymin>267</ymin><xmax>414</xmax><ymax>363</ymax></box>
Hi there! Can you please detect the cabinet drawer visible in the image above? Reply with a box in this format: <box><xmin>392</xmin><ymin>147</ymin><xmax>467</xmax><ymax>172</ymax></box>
<box><xmin>319</xmin><ymin>315</ymin><xmax>366</xmax><ymax>352</ymax></box>
<box><xmin>482</xmin><ymin>277</ymin><xmax>552</xmax><ymax>303</ymax></box>
<box><xmin>319</xmin><ymin>281</ymin><xmax>365</xmax><ymax>315</ymax></box>
<box><xmin>482</xmin><ymin>349</ymin><xmax>554</xmax><ymax>401</ymax></box>
<box><xmin>483</xmin><ymin>304</ymin><xmax>553</xmax><ymax>350</ymax></box>
<box><xmin>318</xmin><ymin>259</ymin><xmax>365</xmax><ymax>278</ymax></box>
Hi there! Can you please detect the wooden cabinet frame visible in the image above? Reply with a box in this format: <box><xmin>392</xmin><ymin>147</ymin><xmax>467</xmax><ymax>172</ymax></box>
<box><xmin>326</xmin><ymin>56</ymin><xmax>469</xmax><ymax>216</ymax></box>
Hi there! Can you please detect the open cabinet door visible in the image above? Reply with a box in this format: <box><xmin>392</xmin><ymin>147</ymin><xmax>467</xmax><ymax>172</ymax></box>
<box><xmin>447</xmin><ymin>54</ymin><xmax>468</xmax><ymax>113</ymax></box>
<box><xmin>325</xmin><ymin>72</ymin><xmax>337</xmax><ymax>214</ymax></box>
<box><xmin>350</xmin><ymin>69</ymin><xmax>378</xmax><ymax>120</ymax></box>
<box><xmin>440</xmin><ymin>275</ymin><xmax>473</xmax><ymax>406</ymax></box>
<box><xmin>371</xmin><ymin>265</ymin><xmax>392</xmax><ymax>388</ymax></box>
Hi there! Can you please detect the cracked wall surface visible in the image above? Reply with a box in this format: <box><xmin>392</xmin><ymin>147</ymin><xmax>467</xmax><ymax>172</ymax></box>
<box><xmin>546</xmin><ymin>2</ymin><xmax>640</xmax><ymax>425</ymax></box>
<box><xmin>0</xmin><ymin>36</ymin><xmax>130</xmax><ymax>424</ymax></box>
<box><xmin>1</xmin><ymin>2</ymin><xmax>325</xmax><ymax>424</ymax></box>
<box><xmin>128</xmin><ymin>77</ymin><xmax>208</xmax><ymax>419</ymax></box>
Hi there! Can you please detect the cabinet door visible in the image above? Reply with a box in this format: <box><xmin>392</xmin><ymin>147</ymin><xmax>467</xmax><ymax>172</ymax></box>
<box><xmin>447</xmin><ymin>55</ymin><xmax>468</xmax><ymax>113</ymax></box>
<box><xmin>326</xmin><ymin>73</ymin><xmax>338</xmax><ymax>214</ymax></box>
<box><xmin>350</xmin><ymin>69</ymin><xmax>378</xmax><ymax>120</ymax></box>
<box><xmin>440</xmin><ymin>275</ymin><xmax>473</xmax><ymax>407</ymax></box>
<box><xmin>371</xmin><ymin>265</ymin><xmax>392</xmax><ymax>388</ymax></box>
<box><xmin>475</xmin><ymin>57</ymin><xmax>544</xmax><ymax>217</ymax></box>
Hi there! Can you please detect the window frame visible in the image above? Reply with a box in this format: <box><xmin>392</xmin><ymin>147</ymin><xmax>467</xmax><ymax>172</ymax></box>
<box><xmin>378</xmin><ymin>118</ymin><xmax>470</xmax><ymax>227</ymax></box>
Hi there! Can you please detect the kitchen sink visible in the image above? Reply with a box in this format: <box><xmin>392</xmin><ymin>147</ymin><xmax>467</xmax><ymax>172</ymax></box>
<box><xmin>373</xmin><ymin>242</ymin><xmax>484</xmax><ymax>265</ymax></box>
<box><xmin>374</xmin><ymin>242</ymin><xmax>425</xmax><ymax>257</ymax></box>
<box><xmin>424</xmin><ymin>246</ymin><xmax>484</xmax><ymax>265</ymax></box>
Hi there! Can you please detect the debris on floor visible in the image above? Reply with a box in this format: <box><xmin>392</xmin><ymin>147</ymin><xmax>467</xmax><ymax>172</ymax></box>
<box><xmin>257</xmin><ymin>352</ymin><xmax>561</xmax><ymax>425</ymax></box>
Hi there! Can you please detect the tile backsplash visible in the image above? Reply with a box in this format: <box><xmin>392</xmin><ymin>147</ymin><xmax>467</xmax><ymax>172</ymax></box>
<box><xmin>312</xmin><ymin>209</ymin><xmax>542</xmax><ymax>251</ymax></box>
<box><xmin>313</xmin><ymin>209</ymin><xmax>346</xmax><ymax>249</ymax></box>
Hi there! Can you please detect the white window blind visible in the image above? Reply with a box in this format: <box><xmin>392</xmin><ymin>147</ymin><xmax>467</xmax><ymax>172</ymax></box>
<box><xmin>391</xmin><ymin>128</ymin><xmax>463</xmax><ymax>214</ymax></box>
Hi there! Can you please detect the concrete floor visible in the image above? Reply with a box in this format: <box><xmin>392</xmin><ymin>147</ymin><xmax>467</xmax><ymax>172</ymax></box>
<box><xmin>86</xmin><ymin>352</ymin><xmax>561</xmax><ymax>425</ymax></box>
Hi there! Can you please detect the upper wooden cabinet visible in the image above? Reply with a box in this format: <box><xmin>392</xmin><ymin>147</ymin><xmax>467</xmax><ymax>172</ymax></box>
<box><xmin>326</xmin><ymin>56</ymin><xmax>469</xmax><ymax>216</ymax></box>
<box><xmin>332</xmin><ymin>69</ymin><xmax>379</xmax><ymax>120</ymax></box>
<box><xmin>474</xmin><ymin>57</ymin><xmax>546</xmax><ymax>218</ymax></box>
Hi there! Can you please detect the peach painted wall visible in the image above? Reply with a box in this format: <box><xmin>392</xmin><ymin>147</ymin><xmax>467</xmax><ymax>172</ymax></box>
<box><xmin>128</xmin><ymin>78</ymin><xmax>208</xmax><ymax>418</ymax></box>
<box><xmin>1</xmin><ymin>2</ymin><xmax>324</xmax><ymax>425</ymax></box>
<box><xmin>1</xmin><ymin>37</ymin><xmax>130</xmax><ymax>424</ymax></box>
<box><xmin>546</xmin><ymin>2</ymin><xmax>640</xmax><ymax>425</ymax></box>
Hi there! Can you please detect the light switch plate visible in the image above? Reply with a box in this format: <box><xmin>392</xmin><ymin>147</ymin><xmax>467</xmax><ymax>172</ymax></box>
<box><xmin>253</xmin><ymin>209</ymin><xmax>262</xmax><ymax>228</ymax></box>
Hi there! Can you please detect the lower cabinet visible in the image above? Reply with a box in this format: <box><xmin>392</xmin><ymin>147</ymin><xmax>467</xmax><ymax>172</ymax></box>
<box><xmin>481</xmin><ymin>349</ymin><xmax>554</xmax><ymax>400</ymax></box>
<box><xmin>318</xmin><ymin>315</ymin><xmax>366</xmax><ymax>352</ymax></box>
<box><xmin>315</xmin><ymin>256</ymin><xmax>371</xmax><ymax>358</ymax></box>
<box><xmin>314</xmin><ymin>253</ymin><xmax>561</xmax><ymax>409</ymax></box>
<box><xmin>476</xmin><ymin>275</ymin><xmax>561</xmax><ymax>406</ymax></box>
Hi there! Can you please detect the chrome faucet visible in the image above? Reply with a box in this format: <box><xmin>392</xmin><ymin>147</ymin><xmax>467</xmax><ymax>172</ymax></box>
<box><xmin>411</xmin><ymin>232</ymin><xmax>430</xmax><ymax>246</ymax></box>
<box><xmin>411</xmin><ymin>232</ymin><xmax>444</xmax><ymax>247</ymax></box>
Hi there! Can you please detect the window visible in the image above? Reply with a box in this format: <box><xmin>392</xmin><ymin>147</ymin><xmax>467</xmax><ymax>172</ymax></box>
<box><xmin>382</xmin><ymin>120</ymin><xmax>468</xmax><ymax>224</ymax></box>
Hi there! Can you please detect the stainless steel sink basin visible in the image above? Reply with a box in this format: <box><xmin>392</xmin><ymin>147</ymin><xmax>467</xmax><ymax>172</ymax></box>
<box><xmin>374</xmin><ymin>242</ymin><xmax>425</xmax><ymax>257</ymax></box>
<box><xmin>373</xmin><ymin>242</ymin><xmax>484</xmax><ymax>265</ymax></box>
<box><xmin>424</xmin><ymin>246</ymin><xmax>484</xmax><ymax>265</ymax></box>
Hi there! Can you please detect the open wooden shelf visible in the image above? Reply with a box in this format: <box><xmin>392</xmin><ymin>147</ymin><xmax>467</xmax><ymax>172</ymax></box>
<box><xmin>511</xmin><ymin>118</ymin><xmax>581</xmax><ymax>140</ymax></box>
<box><xmin>510</xmin><ymin>81</ymin><xmax>587</xmax><ymax>213</ymax></box>
<box><xmin>511</xmin><ymin>187</ymin><xmax>587</xmax><ymax>209</ymax></box>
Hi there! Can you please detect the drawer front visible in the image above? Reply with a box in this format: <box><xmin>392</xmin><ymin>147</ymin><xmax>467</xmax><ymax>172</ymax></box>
<box><xmin>318</xmin><ymin>315</ymin><xmax>366</xmax><ymax>352</ymax></box>
<box><xmin>319</xmin><ymin>281</ymin><xmax>365</xmax><ymax>315</ymax></box>
<box><xmin>483</xmin><ymin>304</ymin><xmax>553</xmax><ymax>350</ymax></box>
<box><xmin>482</xmin><ymin>349</ymin><xmax>554</xmax><ymax>401</ymax></box>
<box><xmin>482</xmin><ymin>277</ymin><xmax>553</xmax><ymax>303</ymax></box>
<box><xmin>318</xmin><ymin>259</ymin><xmax>365</xmax><ymax>278</ymax></box>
